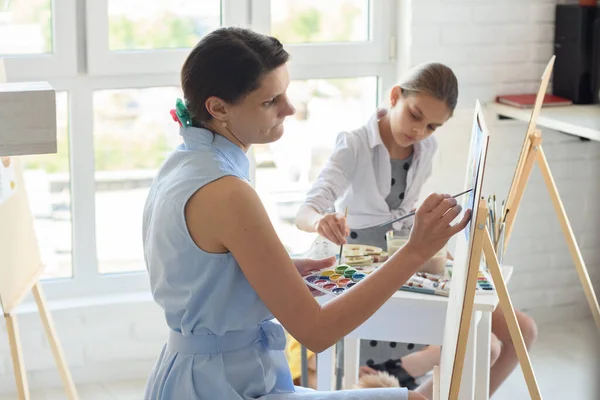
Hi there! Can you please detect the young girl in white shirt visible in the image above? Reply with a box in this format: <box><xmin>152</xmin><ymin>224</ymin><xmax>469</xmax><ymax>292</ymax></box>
<box><xmin>295</xmin><ymin>62</ymin><xmax>538</xmax><ymax>397</ymax></box>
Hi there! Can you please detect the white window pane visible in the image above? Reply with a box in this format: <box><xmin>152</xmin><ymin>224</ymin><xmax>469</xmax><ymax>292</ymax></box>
<box><xmin>21</xmin><ymin>92</ymin><xmax>71</xmax><ymax>279</ymax></box>
<box><xmin>0</xmin><ymin>0</ymin><xmax>52</xmax><ymax>55</ymax></box>
<box><xmin>271</xmin><ymin>0</ymin><xmax>369</xmax><ymax>44</ymax></box>
<box><xmin>255</xmin><ymin>77</ymin><xmax>377</xmax><ymax>255</ymax></box>
<box><xmin>93</xmin><ymin>87</ymin><xmax>182</xmax><ymax>274</ymax></box>
<box><xmin>108</xmin><ymin>0</ymin><xmax>221</xmax><ymax>51</ymax></box>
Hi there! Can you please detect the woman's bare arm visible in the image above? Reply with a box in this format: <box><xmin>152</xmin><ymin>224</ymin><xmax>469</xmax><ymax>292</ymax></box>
<box><xmin>186</xmin><ymin>176</ymin><xmax>469</xmax><ymax>352</ymax></box>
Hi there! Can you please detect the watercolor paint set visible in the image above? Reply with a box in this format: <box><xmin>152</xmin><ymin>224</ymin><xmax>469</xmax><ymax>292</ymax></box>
<box><xmin>446</xmin><ymin>267</ymin><xmax>496</xmax><ymax>294</ymax></box>
<box><xmin>303</xmin><ymin>264</ymin><xmax>377</xmax><ymax>296</ymax></box>
<box><xmin>303</xmin><ymin>264</ymin><xmax>496</xmax><ymax>297</ymax></box>
<box><xmin>475</xmin><ymin>269</ymin><xmax>495</xmax><ymax>293</ymax></box>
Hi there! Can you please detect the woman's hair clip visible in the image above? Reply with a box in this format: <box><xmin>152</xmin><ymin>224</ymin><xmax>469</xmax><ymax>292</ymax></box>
<box><xmin>172</xmin><ymin>98</ymin><xmax>193</xmax><ymax>128</ymax></box>
<box><xmin>169</xmin><ymin>109</ymin><xmax>182</xmax><ymax>127</ymax></box>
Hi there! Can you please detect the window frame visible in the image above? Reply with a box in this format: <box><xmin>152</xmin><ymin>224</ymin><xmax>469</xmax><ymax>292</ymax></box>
<box><xmin>31</xmin><ymin>74</ymin><xmax>182</xmax><ymax>301</ymax></box>
<box><xmin>9</xmin><ymin>0</ymin><xmax>397</xmax><ymax>302</ymax></box>
<box><xmin>250</xmin><ymin>0</ymin><xmax>394</xmax><ymax>67</ymax></box>
<box><xmin>1</xmin><ymin>0</ymin><xmax>78</xmax><ymax>81</ymax></box>
<box><xmin>85</xmin><ymin>0</ymin><xmax>250</xmax><ymax>76</ymax></box>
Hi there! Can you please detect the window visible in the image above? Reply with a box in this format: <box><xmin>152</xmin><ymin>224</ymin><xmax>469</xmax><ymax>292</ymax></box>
<box><xmin>22</xmin><ymin>92</ymin><xmax>72</xmax><ymax>280</ymax></box>
<box><xmin>93</xmin><ymin>87</ymin><xmax>181</xmax><ymax>274</ymax></box>
<box><xmin>1</xmin><ymin>0</ymin><xmax>77</xmax><ymax>79</ymax></box>
<box><xmin>86</xmin><ymin>0</ymin><xmax>248</xmax><ymax>75</ymax></box>
<box><xmin>252</xmin><ymin>0</ymin><xmax>392</xmax><ymax>66</ymax></box>
<box><xmin>5</xmin><ymin>0</ymin><xmax>395</xmax><ymax>300</ymax></box>
<box><xmin>0</xmin><ymin>0</ymin><xmax>53</xmax><ymax>55</ymax></box>
<box><xmin>107</xmin><ymin>0</ymin><xmax>221</xmax><ymax>51</ymax></box>
<box><xmin>271</xmin><ymin>0</ymin><xmax>370</xmax><ymax>44</ymax></box>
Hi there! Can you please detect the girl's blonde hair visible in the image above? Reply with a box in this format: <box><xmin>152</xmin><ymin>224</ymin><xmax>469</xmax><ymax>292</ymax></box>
<box><xmin>398</xmin><ymin>62</ymin><xmax>459</xmax><ymax>113</ymax></box>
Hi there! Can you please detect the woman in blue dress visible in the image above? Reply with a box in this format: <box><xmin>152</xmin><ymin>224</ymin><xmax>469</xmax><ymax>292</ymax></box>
<box><xmin>142</xmin><ymin>27</ymin><xmax>470</xmax><ymax>400</ymax></box>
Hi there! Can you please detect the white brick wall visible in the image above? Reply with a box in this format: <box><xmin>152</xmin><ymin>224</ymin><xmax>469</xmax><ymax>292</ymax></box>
<box><xmin>405</xmin><ymin>0</ymin><xmax>599</xmax><ymax>324</ymax></box>
<box><xmin>402</xmin><ymin>0</ymin><xmax>568</xmax><ymax>108</ymax></box>
<box><xmin>421</xmin><ymin>109</ymin><xmax>600</xmax><ymax>326</ymax></box>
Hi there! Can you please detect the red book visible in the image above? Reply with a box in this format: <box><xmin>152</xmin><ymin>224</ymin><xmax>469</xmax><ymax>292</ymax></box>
<box><xmin>495</xmin><ymin>93</ymin><xmax>573</xmax><ymax>108</ymax></box>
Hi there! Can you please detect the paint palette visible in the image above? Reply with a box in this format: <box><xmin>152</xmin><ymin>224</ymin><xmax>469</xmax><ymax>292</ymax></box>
<box><xmin>341</xmin><ymin>244</ymin><xmax>389</xmax><ymax>266</ymax></box>
<box><xmin>446</xmin><ymin>267</ymin><xmax>496</xmax><ymax>294</ymax></box>
<box><xmin>304</xmin><ymin>265</ymin><xmax>496</xmax><ymax>297</ymax></box>
<box><xmin>475</xmin><ymin>269</ymin><xmax>495</xmax><ymax>293</ymax></box>
<box><xmin>303</xmin><ymin>264</ymin><xmax>377</xmax><ymax>296</ymax></box>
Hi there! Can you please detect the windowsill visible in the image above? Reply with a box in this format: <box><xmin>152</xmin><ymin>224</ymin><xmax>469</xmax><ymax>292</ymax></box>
<box><xmin>13</xmin><ymin>290</ymin><xmax>154</xmax><ymax>315</ymax></box>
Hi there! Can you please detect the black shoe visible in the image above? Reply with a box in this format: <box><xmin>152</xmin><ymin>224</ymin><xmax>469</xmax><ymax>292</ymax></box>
<box><xmin>366</xmin><ymin>358</ymin><xmax>418</xmax><ymax>390</ymax></box>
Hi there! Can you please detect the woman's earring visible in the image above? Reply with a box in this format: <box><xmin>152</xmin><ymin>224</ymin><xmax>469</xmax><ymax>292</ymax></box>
<box><xmin>221</xmin><ymin>121</ymin><xmax>227</xmax><ymax>128</ymax></box>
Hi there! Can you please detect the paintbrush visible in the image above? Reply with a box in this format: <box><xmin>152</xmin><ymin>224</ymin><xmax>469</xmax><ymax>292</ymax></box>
<box><xmin>376</xmin><ymin>188</ymin><xmax>474</xmax><ymax>229</ymax></box>
<box><xmin>338</xmin><ymin>206</ymin><xmax>349</xmax><ymax>265</ymax></box>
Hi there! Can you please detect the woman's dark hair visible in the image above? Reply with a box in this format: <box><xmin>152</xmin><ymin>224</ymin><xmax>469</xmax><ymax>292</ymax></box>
<box><xmin>181</xmin><ymin>27</ymin><xmax>290</xmax><ymax>126</ymax></box>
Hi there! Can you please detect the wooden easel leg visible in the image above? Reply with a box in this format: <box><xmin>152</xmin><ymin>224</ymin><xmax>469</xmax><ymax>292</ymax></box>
<box><xmin>482</xmin><ymin>230</ymin><xmax>542</xmax><ymax>400</ymax></box>
<box><xmin>31</xmin><ymin>283</ymin><xmax>79</xmax><ymax>400</ymax></box>
<box><xmin>504</xmin><ymin>134</ymin><xmax>542</xmax><ymax>251</ymax></box>
<box><xmin>4</xmin><ymin>313</ymin><xmax>30</xmax><ymax>400</ymax></box>
<box><xmin>448</xmin><ymin>203</ymin><xmax>488</xmax><ymax>400</ymax></box>
<box><xmin>536</xmin><ymin>147</ymin><xmax>600</xmax><ymax>332</ymax></box>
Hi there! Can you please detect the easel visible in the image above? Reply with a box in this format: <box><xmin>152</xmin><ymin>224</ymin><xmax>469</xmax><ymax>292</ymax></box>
<box><xmin>4</xmin><ymin>283</ymin><xmax>79</xmax><ymax>400</ymax></box>
<box><xmin>1</xmin><ymin>164</ymin><xmax>79</xmax><ymax>400</ymax></box>
<box><xmin>437</xmin><ymin>199</ymin><xmax>542</xmax><ymax>400</ymax></box>
<box><xmin>436</xmin><ymin>101</ymin><xmax>542</xmax><ymax>400</ymax></box>
<box><xmin>0</xmin><ymin>59</ymin><xmax>79</xmax><ymax>399</ymax></box>
<box><xmin>500</xmin><ymin>57</ymin><xmax>600</xmax><ymax>331</ymax></box>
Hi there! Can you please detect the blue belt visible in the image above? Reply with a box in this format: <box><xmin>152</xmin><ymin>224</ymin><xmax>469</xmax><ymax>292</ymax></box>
<box><xmin>167</xmin><ymin>320</ymin><xmax>287</xmax><ymax>355</ymax></box>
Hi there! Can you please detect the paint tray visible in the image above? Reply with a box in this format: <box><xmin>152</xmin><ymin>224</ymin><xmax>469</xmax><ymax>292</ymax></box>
<box><xmin>303</xmin><ymin>264</ymin><xmax>377</xmax><ymax>296</ymax></box>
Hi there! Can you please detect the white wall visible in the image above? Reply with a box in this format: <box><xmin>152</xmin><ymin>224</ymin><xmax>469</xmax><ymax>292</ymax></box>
<box><xmin>2</xmin><ymin>0</ymin><xmax>598</xmax><ymax>394</ymax></box>
<box><xmin>422</xmin><ymin>109</ymin><xmax>600</xmax><ymax>324</ymax></box>
<box><xmin>400</xmin><ymin>0</ymin><xmax>563</xmax><ymax>108</ymax></box>
<box><xmin>408</xmin><ymin>0</ymin><xmax>600</xmax><ymax>323</ymax></box>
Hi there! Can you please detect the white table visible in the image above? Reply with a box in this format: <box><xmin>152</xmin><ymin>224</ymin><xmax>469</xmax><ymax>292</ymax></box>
<box><xmin>486</xmin><ymin>103</ymin><xmax>600</xmax><ymax>142</ymax></box>
<box><xmin>315</xmin><ymin>266</ymin><xmax>513</xmax><ymax>400</ymax></box>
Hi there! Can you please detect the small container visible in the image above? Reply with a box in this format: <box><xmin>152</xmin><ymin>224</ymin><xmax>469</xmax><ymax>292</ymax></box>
<box><xmin>386</xmin><ymin>228</ymin><xmax>411</xmax><ymax>256</ymax></box>
<box><xmin>343</xmin><ymin>269</ymin><xmax>357</xmax><ymax>278</ymax></box>
<box><xmin>335</xmin><ymin>265</ymin><xmax>349</xmax><ymax>274</ymax></box>
<box><xmin>419</xmin><ymin>243</ymin><xmax>447</xmax><ymax>275</ymax></box>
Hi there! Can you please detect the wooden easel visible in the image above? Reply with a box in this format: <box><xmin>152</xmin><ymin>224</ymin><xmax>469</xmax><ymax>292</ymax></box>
<box><xmin>1</xmin><ymin>161</ymin><xmax>79</xmax><ymax>400</ymax></box>
<box><xmin>4</xmin><ymin>286</ymin><xmax>79</xmax><ymax>400</ymax></box>
<box><xmin>0</xmin><ymin>58</ymin><xmax>78</xmax><ymax>399</ymax></box>
<box><xmin>437</xmin><ymin>200</ymin><xmax>542</xmax><ymax>400</ymax></box>
<box><xmin>500</xmin><ymin>57</ymin><xmax>600</xmax><ymax>332</ymax></box>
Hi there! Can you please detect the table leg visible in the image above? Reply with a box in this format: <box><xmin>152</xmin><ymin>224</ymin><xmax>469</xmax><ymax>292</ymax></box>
<box><xmin>475</xmin><ymin>311</ymin><xmax>492</xmax><ymax>400</ymax></box>
<box><xmin>458</xmin><ymin>311</ymin><xmax>479</xmax><ymax>400</ymax></box>
<box><xmin>342</xmin><ymin>337</ymin><xmax>360</xmax><ymax>389</ymax></box>
<box><xmin>316</xmin><ymin>346</ymin><xmax>335</xmax><ymax>391</ymax></box>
